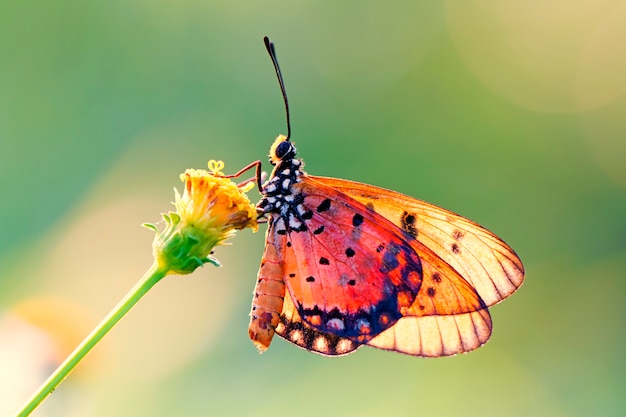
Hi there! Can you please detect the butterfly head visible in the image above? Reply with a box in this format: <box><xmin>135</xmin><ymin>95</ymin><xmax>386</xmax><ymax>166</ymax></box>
<box><xmin>269</xmin><ymin>134</ymin><xmax>297</xmax><ymax>166</ymax></box>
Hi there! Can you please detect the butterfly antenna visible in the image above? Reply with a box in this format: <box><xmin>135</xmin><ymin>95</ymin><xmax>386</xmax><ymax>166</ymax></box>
<box><xmin>264</xmin><ymin>36</ymin><xmax>291</xmax><ymax>141</ymax></box>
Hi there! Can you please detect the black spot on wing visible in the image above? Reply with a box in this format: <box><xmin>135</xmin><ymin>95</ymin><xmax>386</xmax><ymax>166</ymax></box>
<box><xmin>352</xmin><ymin>213</ymin><xmax>364</xmax><ymax>227</ymax></box>
<box><xmin>313</xmin><ymin>225</ymin><xmax>325</xmax><ymax>235</ymax></box>
<box><xmin>317</xmin><ymin>199</ymin><xmax>331</xmax><ymax>212</ymax></box>
<box><xmin>319</xmin><ymin>257</ymin><xmax>330</xmax><ymax>265</ymax></box>
<box><xmin>401</xmin><ymin>211</ymin><xmax>418</xmax><ymax>239</ymax></box>
<box><xmin>345</xmin><ymin>247</ymin><xmax>355</xmax><ymax>257</ymax></box>
<box><xmin>451</xmin><ymin>243</ymin><xmax>461</xmax><ymax>254</ymax></box>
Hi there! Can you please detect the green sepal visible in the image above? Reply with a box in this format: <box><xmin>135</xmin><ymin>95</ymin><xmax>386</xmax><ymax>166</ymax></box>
<box><xmin>142</xmin><ymin>223</ymin><xmax>158</xmax><ymax>232</ymax></box>
<box><xmin>204</xmin><ymin>255</ymin><xmax>222</xmax><ymax>267</ymax></box>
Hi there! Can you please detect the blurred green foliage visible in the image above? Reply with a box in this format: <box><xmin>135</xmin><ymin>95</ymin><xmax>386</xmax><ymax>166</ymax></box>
<box><xmin>1</xmin><ymin>1</ymin><xmax>624</xmax><ymax>416</ymax></box>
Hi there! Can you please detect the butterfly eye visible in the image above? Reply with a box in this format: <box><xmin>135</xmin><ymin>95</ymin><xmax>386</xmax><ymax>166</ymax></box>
<box><xmin>275</xmin><ymin>140</ymin><xmax>295</xmax><ymax>160</ymax></box>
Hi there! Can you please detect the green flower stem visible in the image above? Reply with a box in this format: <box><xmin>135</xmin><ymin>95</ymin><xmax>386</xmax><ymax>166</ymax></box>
<box><xmin>16</xmin><ymin>263</ymin><xmax>169</xmax><ymax>417</ymax></box>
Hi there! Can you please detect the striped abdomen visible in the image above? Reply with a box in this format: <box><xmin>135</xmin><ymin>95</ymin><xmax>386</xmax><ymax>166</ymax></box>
<box><xmin>248</xmin><ymin>235</ymin><xmax>285</xmax><ymax>352</ymax></box>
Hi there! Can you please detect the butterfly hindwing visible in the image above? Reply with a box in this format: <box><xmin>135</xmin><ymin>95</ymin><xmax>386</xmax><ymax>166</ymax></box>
<box><xmin>367</xmin><ymin>309</ymin><xmax>492</xmax><ymax>357</ymax></box>
<box><xmin>310</xmin><ymin>176</ymin><xmax>525</xmax><ymax>307</ymax></box>
<box><xmin>274</xmin><ymin>289</ymin><xmax>361</xmax><ymax>356</ymax></box>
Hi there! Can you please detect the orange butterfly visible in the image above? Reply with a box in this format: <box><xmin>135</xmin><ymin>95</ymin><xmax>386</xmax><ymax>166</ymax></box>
<box><xmin>244</xmin><ymin>37</ymin><xmax>524</xmax><ymax>357</ymax></box>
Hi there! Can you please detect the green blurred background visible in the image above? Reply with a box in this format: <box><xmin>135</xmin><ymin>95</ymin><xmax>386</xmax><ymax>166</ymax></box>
<box><xmin>1</xmin><ymin>1</ymin><xmax>624</xmax><ymax>416</ymax></box>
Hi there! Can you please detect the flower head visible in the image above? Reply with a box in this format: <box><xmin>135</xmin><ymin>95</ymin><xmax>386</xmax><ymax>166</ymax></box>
<box><xmin>145</xmin><ymin>160</ymin><xmax>258</xmax><ymax>275</ymax></box>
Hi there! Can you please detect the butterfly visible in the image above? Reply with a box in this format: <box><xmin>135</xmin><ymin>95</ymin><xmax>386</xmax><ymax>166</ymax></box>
<box><xmin>244</xmin><ymin>37</ymin><xmax>524</xmax><ymax>357</ymax></box>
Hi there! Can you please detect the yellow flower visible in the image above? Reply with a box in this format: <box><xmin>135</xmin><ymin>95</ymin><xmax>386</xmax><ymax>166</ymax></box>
<box><xmin>145</xmin><ymin>161</ymin><xmax>258</xmax><ymax>275</ymax></box>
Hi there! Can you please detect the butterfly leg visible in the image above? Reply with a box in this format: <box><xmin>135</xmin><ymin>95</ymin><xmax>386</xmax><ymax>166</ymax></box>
<box><xmin>224</xmin><ymin>160</ymin><xmax>264</xmax><ymax>192</ymax></box>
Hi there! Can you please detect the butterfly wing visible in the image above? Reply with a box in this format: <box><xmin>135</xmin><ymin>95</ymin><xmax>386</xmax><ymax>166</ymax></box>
<box><xmin>279</xmin><ymin>177</ymin><xmax>424</xmax><ymax>342</ymax></box>
<box><xmin>310</xmin><ymin>176</ymin><xmax>525</xmax><ymax>307</ymax></box>
<box><xmin>368</xmin><ymin>237</ymin><xmax>493</xmax><ymax>356</ymax></box>
<box><xmin>270</xmin><ymin>176</ymin><xmax>492</xmax><ymax>356</ymax></box>
<box><xmin>275</xmin><ymin>287</ymin><xmax>361</xmax><ymax>356</ymax></box>
<box><xmin>366</xmin><ymin>309</ymin><xmax>492</xmax><ymax>357</ymax></box>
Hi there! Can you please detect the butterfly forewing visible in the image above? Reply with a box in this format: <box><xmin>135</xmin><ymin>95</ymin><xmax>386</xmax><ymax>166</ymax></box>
<box><xmin>310</xmin><ymin>176</ymin><xmax>525</xmax><ymax>307</ymax></box>
<box><xmin>405</xmin><ymin>240</ymin><xmax>489</xmax><ymax>317</ymax></box>
<box><xmin>280</xmin><ymin>178</ymin><xmax>423</xmax><ymax>342</ymax></box>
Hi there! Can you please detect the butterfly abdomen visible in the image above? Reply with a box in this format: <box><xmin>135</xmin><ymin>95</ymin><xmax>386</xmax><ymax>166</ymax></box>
<box><xmin>248</xmin><ymin>238</ymin><xmax>286</xmax><ymax>352</ymax></box>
